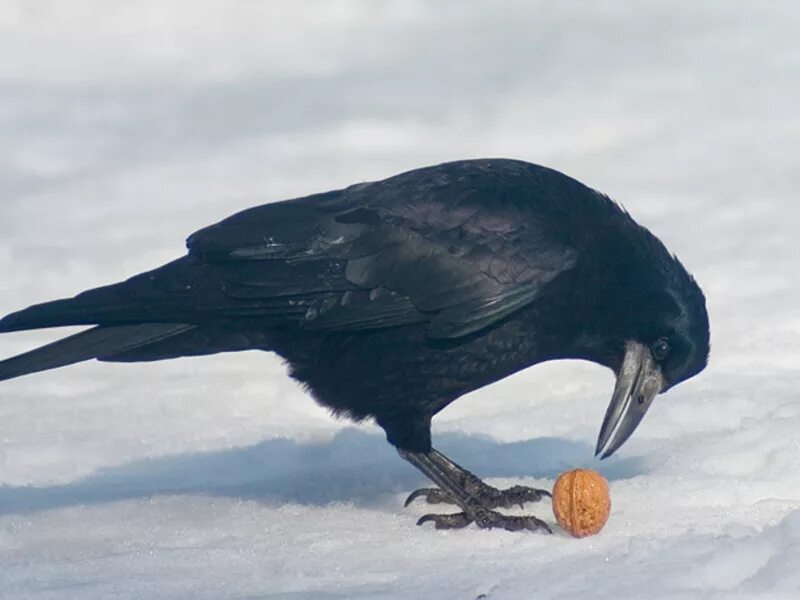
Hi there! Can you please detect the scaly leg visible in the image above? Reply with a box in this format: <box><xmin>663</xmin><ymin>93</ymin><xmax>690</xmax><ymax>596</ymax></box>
<box><xmin>404</xmin><ymin>449</ymin><xmax>551</xmax><ymax>510</ymax></box>
<box><xmin>398</xmin><ymin>448</ymin><xmax>551</xmax><ymax>533</ymax></box>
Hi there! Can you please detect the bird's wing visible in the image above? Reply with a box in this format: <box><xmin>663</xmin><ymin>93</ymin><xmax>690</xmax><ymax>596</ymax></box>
<box><xmin>186</xmin><ymin>181</ymin><xmax>578</xmax><ymax>339</ymax></box>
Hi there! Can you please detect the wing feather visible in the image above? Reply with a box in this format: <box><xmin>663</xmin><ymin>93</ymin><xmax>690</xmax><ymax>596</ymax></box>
<box><xmin>182</xmin><ymin>162</ymin><xmax>579</xmax><ymax>337</ymax></box>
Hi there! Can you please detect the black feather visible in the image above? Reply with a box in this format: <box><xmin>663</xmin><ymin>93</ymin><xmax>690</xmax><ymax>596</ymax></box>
<box><xmin>0</xmin><ymin>324</ymin><xmax>193</xmax><ymax>382</ymax></box>
<box><xmin>0</xmin><ymin>158</ymin><xmax>709</xmax><ymax>459</ymax></box>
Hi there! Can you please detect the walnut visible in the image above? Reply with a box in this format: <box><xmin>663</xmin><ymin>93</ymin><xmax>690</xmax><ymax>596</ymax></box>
<box><xmin>552</xmin><ymin>468</ymin><xmax>611</xmax><ymax>537</ymax></box>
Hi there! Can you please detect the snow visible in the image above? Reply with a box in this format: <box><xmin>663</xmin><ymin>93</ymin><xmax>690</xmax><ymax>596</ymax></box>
<box><xmin>1</xmin><ymin>1</ymin><xmax>799</xmax><ymax>598</ymax></box>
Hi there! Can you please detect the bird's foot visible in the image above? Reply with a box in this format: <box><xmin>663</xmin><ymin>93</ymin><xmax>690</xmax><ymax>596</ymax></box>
<box><xmin>405</xmin><ymin>483</ymin><xmax>550</xmax><ymax>510</ymax></box>
<box><xmin>398</xmin><ymin>448</ymin><xmax>552</xmax><ymax>533</ymax></box>
<box><xmin>417</xmin><ymin>505</ymin><xmax>552</xmax><ymax>533</ymax></box>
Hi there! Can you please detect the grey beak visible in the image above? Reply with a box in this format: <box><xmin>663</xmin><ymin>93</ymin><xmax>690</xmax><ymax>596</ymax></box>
<box><xmin>595</xmin><ymin>341</ymin><xmax>665</xmax><ymax>459</ymax></box>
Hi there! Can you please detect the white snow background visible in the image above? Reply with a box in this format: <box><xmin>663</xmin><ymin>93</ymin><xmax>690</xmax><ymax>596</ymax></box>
<box><xmin>1</xmin><ymin>1</ymin><xmax>799</xmax><ymax>598</ymax></box>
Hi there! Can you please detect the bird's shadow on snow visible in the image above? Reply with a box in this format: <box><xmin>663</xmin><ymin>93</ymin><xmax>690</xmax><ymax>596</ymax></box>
<box><xmin>0</xmin><ymin>428</ymin><xmax>646</xmax><ymax>516</ymax></box>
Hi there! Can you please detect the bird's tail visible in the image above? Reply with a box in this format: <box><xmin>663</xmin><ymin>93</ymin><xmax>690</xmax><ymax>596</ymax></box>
<box><xmin>0</xmin><ymin>255</ymin><xmax>282</xmax><ymax>381</ymax></box>
<box><xmin>0</xmin><ymin>256</ymin><xmax>204</xmax><ymax>334</ymax></box>
<box><xmin>0</xmin><ymin>292</ymin><xmax>159</xmax><ymax>333</ymax></box>
<box><xmin>0</xmin><ymin>323</ymin><xmax>195</xmax><ymax>382</ymax></box>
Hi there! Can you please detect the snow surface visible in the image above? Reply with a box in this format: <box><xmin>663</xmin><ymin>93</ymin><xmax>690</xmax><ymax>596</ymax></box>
<box><xmin>2</xmin><ymin>1</ymin><xmax>800</xmax><ymax>598</ymax></box>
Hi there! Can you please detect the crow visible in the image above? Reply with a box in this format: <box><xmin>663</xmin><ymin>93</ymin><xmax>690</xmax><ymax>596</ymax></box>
<box><xmin>0</xmin><ymin>159</ymin><xmax>709</xmax><ymax>532</ymax></box>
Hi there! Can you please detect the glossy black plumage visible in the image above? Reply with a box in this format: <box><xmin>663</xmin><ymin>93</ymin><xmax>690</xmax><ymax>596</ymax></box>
<box><xmin>0</xmin><ymin>159</ymin><xmax>709</xmax><ymax>529</ymax></box>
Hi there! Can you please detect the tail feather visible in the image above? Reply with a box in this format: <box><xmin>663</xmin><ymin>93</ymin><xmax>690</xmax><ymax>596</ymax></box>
<box><xmin>0</xmin><ymin>323</ymin><xmax>194</xmax><ymax>382</ymax></box>
<box><xmin>0</xmin><ymin>297</ymin><xmax>156</xmax><ymax>333</ymax></box>
<box><xmin>0</xmin><ymin>257</ymin><xmax>200</xmax><ymax>334</ymax></box>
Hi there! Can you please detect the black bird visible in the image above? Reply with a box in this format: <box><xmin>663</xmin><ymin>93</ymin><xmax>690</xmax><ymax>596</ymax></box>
<box><xmin>0</xmin><ymin>159</ymin><xmax>709</xmax><ymax>532</ymax></box>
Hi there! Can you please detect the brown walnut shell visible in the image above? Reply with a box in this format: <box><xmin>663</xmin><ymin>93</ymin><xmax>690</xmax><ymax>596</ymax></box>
<box><xmin>551</xmin><ymin>468</ymin><xmax>611</xmax><ymax>537</ymax></box>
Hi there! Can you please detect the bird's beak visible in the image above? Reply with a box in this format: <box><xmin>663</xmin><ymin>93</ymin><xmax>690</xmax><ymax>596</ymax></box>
<box><xmin>595</xmin><ymin>341</ymin><xmax>665</xmax><ymax>459</ymax></box>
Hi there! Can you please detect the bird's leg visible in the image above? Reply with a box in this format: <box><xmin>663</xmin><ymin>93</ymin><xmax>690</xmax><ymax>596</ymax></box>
<box><xmin>404</xmin><ymin>449</ymin><xmax>551</xmax><ymax>510</ymax></box>
<box><xmin>398</xmin><ymin>448</ymin><xmax>551</xmax><ymax>533</ymax></box>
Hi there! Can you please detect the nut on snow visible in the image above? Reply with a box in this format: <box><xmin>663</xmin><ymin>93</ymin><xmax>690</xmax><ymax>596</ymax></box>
<box><xmin>552</xmin><ymin>468</ymin><xmax>611</xmax><ymax>537</ymax></box>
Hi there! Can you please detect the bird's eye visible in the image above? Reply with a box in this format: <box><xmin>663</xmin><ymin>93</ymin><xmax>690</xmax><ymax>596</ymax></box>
<box><xmin>652</xmin><ymin>338</ymin><xmax>670</xmax><ymax>361</ymax></box>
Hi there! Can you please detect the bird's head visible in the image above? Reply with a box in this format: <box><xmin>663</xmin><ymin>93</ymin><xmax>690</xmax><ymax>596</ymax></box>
<box><xmin>593</xmin><ymin>243</ymin><xmax>710</xmax><ymax>459</ymax></box>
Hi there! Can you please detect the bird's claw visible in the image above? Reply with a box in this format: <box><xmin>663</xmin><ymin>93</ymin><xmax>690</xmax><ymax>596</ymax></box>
<box><xmin>399</xmin><ymin>451</ymin><xmax>552</xmax><ymax>533</ymax></box>
<box><xmin>417</xmin><ymin>511</ymin><xmax>473</xmax><ymax>529</ymax></box>
<box><xmin>404</xmin><ymin>488</ymin><xmax>453</xmax><ymax>507</ymax></box>
<box><xmin>417</xmin><ymin>508</ymin><xmax>552</xmax><ymax>533</ymax></box>
<box><xmin>405</xmin><ymin>483</ymin><xmax>550</xmax><ymax>509</ymax></box>
<box><xmin>490</xmin><ymin>485</ymin><xmax>551</xmax><ymax>509</ymax></box>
